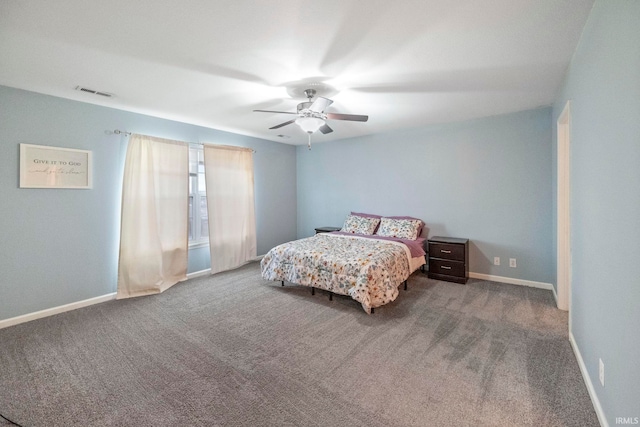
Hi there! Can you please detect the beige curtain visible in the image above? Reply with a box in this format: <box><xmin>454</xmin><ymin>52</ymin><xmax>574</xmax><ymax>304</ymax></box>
<box><xmin>204</xmin><ymin>145</ymin><xmax>256</xmax><ymax>274</ymax></box>
<box><xmin>117</xmin><ymin>134</ymin><xmax>189</xmax><ymax>299</ymax></box>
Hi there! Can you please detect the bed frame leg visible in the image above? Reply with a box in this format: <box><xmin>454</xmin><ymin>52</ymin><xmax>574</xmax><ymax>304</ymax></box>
<box><xmin>371</xmin><ymin>307</ymin><xmax>375</xmax><ymax>314</ymax></box>
<box><xmin>311</xmin><ymin>287</ymin><xmax>315</xmax><ymax>295</ymax></box>
<box><xmin>281</xmin><ymin>281</ymin><xmax>284</xmax><ymax>286</ymax></box>
<box><xmin>329</xmin><ymin>293</ymin><xmax>333</xmax><ymax>301</ymax></box>
<box><xmin>404</xmin><ymin>280</ymin><xmax>407</xmax><ymax>291</ymax></box>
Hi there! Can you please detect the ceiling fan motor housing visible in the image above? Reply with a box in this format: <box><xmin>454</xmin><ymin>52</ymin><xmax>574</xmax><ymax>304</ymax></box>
<box><xmin>297</xmin><ymin>101</ymin><xmax>313</xmax><ymax>112</ymax></box>
<box><xmin>297</xmin><ymin>101</ymin><xmax>326</xmax><ymax>119</ymax></box>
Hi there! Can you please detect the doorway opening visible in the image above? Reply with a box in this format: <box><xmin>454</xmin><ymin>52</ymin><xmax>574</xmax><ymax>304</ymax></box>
<box><xmin>557</xmin><ymin>101</ymin><xmax>571</xmax><ymax>314</ymax></box>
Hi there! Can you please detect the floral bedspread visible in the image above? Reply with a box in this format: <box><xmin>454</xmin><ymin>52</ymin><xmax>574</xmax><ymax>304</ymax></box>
<box><xmin>260</xmin><ymin>233</ymin><xmax>411</xmax><ymax>313</ymax></box>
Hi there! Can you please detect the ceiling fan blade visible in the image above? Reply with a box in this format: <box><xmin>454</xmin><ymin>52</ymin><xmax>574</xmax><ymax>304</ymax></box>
<box><xmin>254</xmin><ymin>109</ymin><xmax>297</xmax><ymax>114</ymax></box>
<box><xmin>308</xmin><ymin>97</ymin><xmax>333</xmax><ymax>113</ymax></box>
<box><xmin>326</xmin><ymin>112</ymin><xmax>369</xmax><ymax>122</ymax></box>
<box><xmin>319</xmin><ymin>123</ymin><xmax>333</xmax><ymax>134</ymax></box>
<box><xmin>269</xmin><ymin>119</ymin><xmax>297</xmax><ymax>130</ymax></box>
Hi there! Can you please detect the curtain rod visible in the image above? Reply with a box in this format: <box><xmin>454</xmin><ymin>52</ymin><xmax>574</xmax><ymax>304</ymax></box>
<box><xmin>112</xmin><ymin>130</ymin><xmax>256</xmax><ymax>153</ymax></box>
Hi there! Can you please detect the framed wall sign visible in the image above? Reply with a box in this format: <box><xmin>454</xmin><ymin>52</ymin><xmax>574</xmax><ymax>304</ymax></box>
<box><xmin>20</xmin><ymin>144</ymin><xmax>93</xmax><ymax>189</ymax></box>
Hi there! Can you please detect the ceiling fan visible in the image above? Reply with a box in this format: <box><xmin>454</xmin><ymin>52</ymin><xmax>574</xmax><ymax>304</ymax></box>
<box><xmin>253</xmin><ymin>89</ymin><xmax>369</xmax><ymax>140</ymax></box>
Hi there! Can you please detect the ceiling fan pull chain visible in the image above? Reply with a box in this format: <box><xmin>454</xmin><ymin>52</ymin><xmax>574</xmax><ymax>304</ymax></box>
<box><xmin>307</xmin><ymin>133</ymin><xmax>312</xmax><ymax>150</ymax></box>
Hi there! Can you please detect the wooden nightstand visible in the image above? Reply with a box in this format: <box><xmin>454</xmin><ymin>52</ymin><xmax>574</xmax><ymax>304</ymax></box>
<box><xmin>315</xmin><ymin>226</ymin><xmax>341</xmax><ymax>234</ymax></box>
<box><xmin>427</xmin><ymin>236</ymin><xmax>469</xmax><ymax>284</ymax></box>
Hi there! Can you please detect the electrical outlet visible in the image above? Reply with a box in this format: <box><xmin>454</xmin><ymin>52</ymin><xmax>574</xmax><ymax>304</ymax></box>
<box><xmin>494</xmin><ymin>257</ymin><xmax>500</xmax><ymax>266</ymax></box>
<box><xmin>509</xmin><ymin>258</ymin><xmax>517</xmax><ymax>268</ymax></box>
<box><xmin>599</xmin><ymin>358</ymin><xmax>605</xmax><ymax>386</ymax></box>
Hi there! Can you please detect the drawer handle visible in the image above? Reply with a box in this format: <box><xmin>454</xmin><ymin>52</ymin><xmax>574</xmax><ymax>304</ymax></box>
<box><xmin>440</xmin><ymin>250</ymin><xmax>452</xmax><ymax>254</ymax></box>
<box><xmin>440</xmin><ymin>266</ymin><xmax>452</xmax><ymax>270</ymax></box>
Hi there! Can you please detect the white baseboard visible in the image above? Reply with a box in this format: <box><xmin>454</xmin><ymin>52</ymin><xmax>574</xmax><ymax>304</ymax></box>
<box><xmin>569</xmin><ymin>332</ymin><xmax>609</xmax><ymax>427</ymax></box>
<box><xmin>186</xmin><ymin>269</ymin><xmax>211</xmax><ymax>279</ymax></box>
<box><xmin>0</xmin><ymin>292</ymin><xmax>117</xmax><ymax>330</ymax></box>
<box><xmin>187</xmin><ymin>257</ymin><xmax>263</xmax><ymax>280</ymax></box>
<box><xmin>468</xmin><ymin>272</ymin><xmax>553</xmax><ymax>290</ymax></box>
<box><xmin>0</xmin><ymin>259</ymin><xmax>264</xmax><ymax>328</ymax></box>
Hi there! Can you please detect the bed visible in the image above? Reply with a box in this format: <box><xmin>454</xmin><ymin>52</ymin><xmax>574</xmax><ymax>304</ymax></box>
<box><xmin>260</xmin><ymin>214</ymin><xmax>426</xmax><ymax>314</ymax></box>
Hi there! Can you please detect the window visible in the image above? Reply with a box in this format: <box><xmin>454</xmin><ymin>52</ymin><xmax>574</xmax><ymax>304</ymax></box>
<box><xmin>188</xmin><ymin>145</ymin><xmax>209</xmax><ymax>246</ymax></box>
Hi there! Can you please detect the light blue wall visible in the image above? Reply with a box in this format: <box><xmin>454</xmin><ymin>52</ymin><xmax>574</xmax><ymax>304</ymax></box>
<box><xmin>0</xmin><ymin>85</ymin><xmax>297</xmax><ymax>321</ymax></box>
<box><xmin>297</xmin><ymin>107</ymin><xmax>553</xmax><ymax>284</ymax></box>
<box><xmin>552</xmin><ymin>1</ymin><xmax>640</xmax><ymax>422</ymax></box>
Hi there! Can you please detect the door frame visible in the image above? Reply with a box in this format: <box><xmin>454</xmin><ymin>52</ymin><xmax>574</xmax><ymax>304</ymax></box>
<box><xmin>557</xmin><ymin>100</ymin><xmax>571</xmax><ymax>315</ymax></box>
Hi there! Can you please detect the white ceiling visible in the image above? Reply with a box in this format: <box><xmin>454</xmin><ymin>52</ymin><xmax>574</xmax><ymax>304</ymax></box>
<box><xmin>0</xmin><ymin>0</ymin><xmax>594</xmax><ymax>145</ymax></box>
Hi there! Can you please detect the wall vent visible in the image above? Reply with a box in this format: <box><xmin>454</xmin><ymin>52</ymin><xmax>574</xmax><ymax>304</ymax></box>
<box><xmin>75</xmin><ymin>86</ymin><xmax>113</xmax><ymax>98</ymax></box>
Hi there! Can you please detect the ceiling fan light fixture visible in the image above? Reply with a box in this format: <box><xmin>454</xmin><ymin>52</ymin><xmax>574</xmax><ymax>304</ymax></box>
<box><xmin>295</xmin><ymin>116</ymin><xmax>324</xmax><ymax>134</ymax></box>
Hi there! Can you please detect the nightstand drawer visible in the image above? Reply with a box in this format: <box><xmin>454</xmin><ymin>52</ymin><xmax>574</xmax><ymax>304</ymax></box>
<box><xmin>429</xmin><ymin>258</ymin><xmax>466</xmax><ymax>278</ymax></box>
<box><xmin>429</xmin><ymin>242</ymin><xmax>465</xmax><ymax>261</ymax></box>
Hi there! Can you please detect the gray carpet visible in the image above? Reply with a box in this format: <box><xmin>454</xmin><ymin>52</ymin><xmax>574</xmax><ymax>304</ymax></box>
<box><xmin>0</xmin><ymin>262</ymin><xmax>598</xmax><ymax>426</ymax></box>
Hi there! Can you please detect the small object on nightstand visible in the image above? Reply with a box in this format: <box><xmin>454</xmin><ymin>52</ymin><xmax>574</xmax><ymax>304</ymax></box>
<box><xmin>427</xmin><ymin>236</ymin><xmax>469</xmax><ymax>284</ymax></box>
<box><xmin>314</xmin><ymin>226</ymin><xmax>341</xmax><ymax>234</ymax></box>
